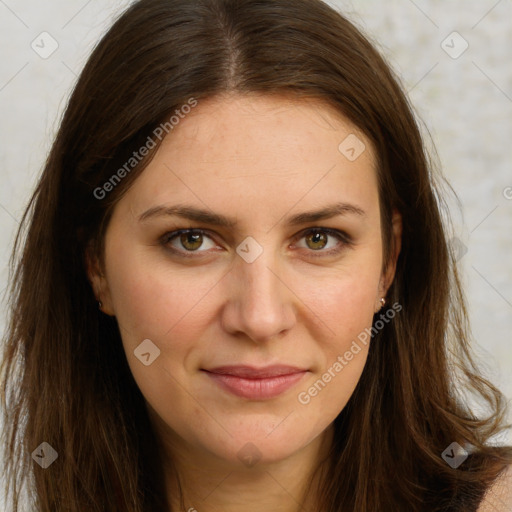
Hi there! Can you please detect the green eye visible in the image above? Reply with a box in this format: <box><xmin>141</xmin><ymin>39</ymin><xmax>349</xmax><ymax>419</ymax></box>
<box><xmin>162</xmin><ymin>229</ymin><xmax>217</xmax><ymax>255</ymax></box>
<box><xmin>304</xmin><ymin>230</ymin><xmax>329</xmax><ymax>250</ymax></box>
<box><xmin>295</xmin><ymin>228</ymin><xmax>352</xmax><ymax>256</ymax></box>
<box><xmin>178</xmin><ymin>231</ymin><xmax>205</xmax><ymax>251</ymax></box>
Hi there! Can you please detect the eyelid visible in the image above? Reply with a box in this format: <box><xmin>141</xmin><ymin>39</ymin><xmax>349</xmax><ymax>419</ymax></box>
<box><xmin>160</xmin><ymin>227</ymin><xmax>353</xmax><ymax>258</ymax></box>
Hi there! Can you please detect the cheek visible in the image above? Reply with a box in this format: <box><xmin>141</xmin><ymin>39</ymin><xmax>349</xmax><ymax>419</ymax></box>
<box><xmin>304</xmin><ymin>261</ymin><xmax>380</xmax><ymax>343</ymax></box>
<box><xmin>105</xmin><ymin>237</ymin><xmax>214</xmax><ymax>344</ymax></box>
<box><xmin>293</xmin><ymin>260</ymin><xmax>380</xmax><ymax>418</ymax></box>
<box><xmin>104</xmin><ymin>239</ymin><xmax>226</xmax><ymax>412</ymax></box>
<box><xmin>105</xmin><ymin>244</ymin><xmax>212</xmax><ymax>430</ymax></box>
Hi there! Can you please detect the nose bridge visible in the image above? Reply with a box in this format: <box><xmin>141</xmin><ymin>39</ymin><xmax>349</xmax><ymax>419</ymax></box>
<box><xmin>238</xmin><ymin>248</ymin><xmax>279</xmax><ymax>306</ymax></box>
<box><xmin>223</xmin><ymin>235</ymin><xmax>295</xmax><ymax>340</ymax></box>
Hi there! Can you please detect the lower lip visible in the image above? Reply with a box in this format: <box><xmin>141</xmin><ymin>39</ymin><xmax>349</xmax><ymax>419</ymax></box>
<box><xmin>203</xmin><ymin>371</ymin><xmax>308</xmax><ymax>400</ymax></box>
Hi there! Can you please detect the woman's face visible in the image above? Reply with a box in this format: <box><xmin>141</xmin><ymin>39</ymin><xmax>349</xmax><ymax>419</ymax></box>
<box><xmin>88</xmin><ymin>93</ymin><xmax>401</xmax><ymax>468</ymax></box>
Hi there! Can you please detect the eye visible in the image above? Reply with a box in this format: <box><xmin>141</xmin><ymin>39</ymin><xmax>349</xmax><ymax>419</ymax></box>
<box><xmin>161</xmin><ymin>229</ymin><xmax>218</xmax><ymax>256</ymax></box>
<box><xmin>293</xmin><ymin>228</ymin><xmax>352</xmax><ymax>257</ymax></box>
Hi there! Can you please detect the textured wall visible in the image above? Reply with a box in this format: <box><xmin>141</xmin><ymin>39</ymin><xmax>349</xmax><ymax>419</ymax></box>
<box><xmin>1</xmin><ymin>0</ymin><xmax>511</xmax><ymax>507</ymax></box>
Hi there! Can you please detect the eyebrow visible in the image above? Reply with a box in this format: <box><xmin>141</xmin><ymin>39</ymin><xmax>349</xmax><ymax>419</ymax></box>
<box><xmin>138</xmin><ymin>201</ymin><xmax>366</xmax><ymax>227</ymax></box>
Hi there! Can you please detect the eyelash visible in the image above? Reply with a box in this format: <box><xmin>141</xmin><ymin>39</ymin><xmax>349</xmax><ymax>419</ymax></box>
<box><xmin>160</xmin><ymin>227</ymin><xmax>353</xmax><ymax>259</ymax></box>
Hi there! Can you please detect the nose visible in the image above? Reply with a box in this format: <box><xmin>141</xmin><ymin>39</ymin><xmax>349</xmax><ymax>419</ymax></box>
<box><xmin>220</xmin><ymin>242</ymin><xmax>296</xmax><ymax>343</ymax></box>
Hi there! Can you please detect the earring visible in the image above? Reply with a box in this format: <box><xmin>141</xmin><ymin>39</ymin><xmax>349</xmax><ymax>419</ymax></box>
<box><xmin>98</xmin><ymin>300</ymin><xmax>103</xmax><ymax>310</ymax></box>
<box><xmin>380</xmin><ymin>297</ymin><xmax>386</xmax><ymax>309</ymax></box>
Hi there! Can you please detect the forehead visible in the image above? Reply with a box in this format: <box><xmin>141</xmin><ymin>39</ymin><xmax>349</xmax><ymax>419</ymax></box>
<box><xmin>161</xmin><ymin>93</ymin><xmax>374</xmax><ymax>167</ymax></box>
<box><xmin>119</xmin><ymin>93</ymin><xmax>379</xmax><ymax>226</ymax></box>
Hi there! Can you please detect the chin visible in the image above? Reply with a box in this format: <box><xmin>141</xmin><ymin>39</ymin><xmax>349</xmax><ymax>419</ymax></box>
<box><xmin>200</xmin><ymin>423</ymin><xmax>316</xmax><ymax>467</ymax></box>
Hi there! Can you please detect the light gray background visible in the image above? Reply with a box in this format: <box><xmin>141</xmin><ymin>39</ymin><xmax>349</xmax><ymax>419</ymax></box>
<box><xmin>1</xmin><ymin>0</ymin><xmax>511</xmax><ymax>508</ymax></box>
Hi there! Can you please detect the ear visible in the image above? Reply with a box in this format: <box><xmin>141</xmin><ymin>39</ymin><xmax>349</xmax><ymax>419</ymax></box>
<box><xmin>84</xmin><ymin>242</ymin><xmax>115</xmax><ymax>316</ymax></box>
<box><xmin>376</xmin><ymin>208</ymin><xmax>402</xmax><ymax>309</ymax></box>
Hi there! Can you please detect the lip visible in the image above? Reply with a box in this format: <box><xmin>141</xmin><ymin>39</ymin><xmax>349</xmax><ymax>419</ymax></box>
<box><xmin>202</xmin><ymin>365</ymin><xmax>308</xmax><ymax>400</ymax></box>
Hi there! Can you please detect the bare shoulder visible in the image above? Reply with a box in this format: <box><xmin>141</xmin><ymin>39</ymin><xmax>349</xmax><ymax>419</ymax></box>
<box><xmin>477</xmin><ymin>464</ymin><xmax>512</xmax><ymax>512</ymax></box>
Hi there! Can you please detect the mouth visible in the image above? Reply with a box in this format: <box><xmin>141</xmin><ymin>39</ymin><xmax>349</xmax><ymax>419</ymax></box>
<box><xmin>201</xmin><ymin>365</ymin><xmax>309</xmax><ymax>400</ymax></box>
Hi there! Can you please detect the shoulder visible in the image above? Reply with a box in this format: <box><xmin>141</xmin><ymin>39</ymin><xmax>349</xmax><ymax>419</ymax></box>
<box><xmin>477</xmin><ymin>464</ymin><xmax>512</xmax><ymax>512</ymax></box>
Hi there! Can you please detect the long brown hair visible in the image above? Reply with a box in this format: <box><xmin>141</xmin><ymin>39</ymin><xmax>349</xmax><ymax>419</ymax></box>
<box><xmin>1</xmin><ymin>0</ymin><xmax>511</xmax><ymax>510</ymax></box>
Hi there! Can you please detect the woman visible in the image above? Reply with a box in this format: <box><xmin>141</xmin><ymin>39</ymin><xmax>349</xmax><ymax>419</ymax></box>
<box><xmin>1</xmin><ymin>0</ymin><xmax>511</xmax><ymax>510</ymax></box>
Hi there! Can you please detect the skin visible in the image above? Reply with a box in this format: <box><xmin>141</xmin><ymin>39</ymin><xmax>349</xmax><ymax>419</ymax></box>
<box><xmin>87</xmin><ymin>92</ymin><xmax>402</xmax><ymax>511</ymax></box>
<box><xmin>477</xmin><ymin>464</ymin><xmax>512</xmax><ymax>511</ymax></box>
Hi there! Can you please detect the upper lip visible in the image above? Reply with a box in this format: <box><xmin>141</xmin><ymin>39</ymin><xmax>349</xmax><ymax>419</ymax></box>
<box><xmin>203</xmin><ymin>365</ymin><xmax>308</xmax><ymax>378</ymax></box>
